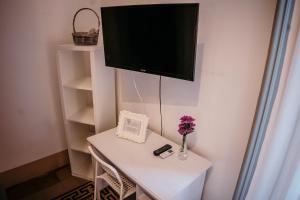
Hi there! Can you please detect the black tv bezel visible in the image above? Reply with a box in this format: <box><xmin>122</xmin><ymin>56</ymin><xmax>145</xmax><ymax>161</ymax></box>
<box><xmin>101</xmin><ymin>3</ymin><xmax>199</xmax><ymax>81</ymax></box>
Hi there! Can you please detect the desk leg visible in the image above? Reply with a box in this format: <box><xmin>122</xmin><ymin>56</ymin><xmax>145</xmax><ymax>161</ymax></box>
<box><xmin>172</xmin><ymin>172</ymin><xmax>206</xmax><ymax>200</ymax></box>
<box><xmin>136</xmin><ymin>185</ymin><xmax>154</xmax><ymax>200</ymax></box>
<box><xmin>135</xmin><ymin>173</ymin><xmax>206</xmax><ymax>200</ymax></box>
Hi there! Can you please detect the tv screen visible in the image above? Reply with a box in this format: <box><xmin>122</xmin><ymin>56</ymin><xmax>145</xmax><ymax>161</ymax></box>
<box><xmin>101</xmin><ymin>3</ymin><xmax>199</xmax><ymax>81</ymax></box>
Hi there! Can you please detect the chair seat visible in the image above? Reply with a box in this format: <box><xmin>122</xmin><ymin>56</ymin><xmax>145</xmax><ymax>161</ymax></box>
<box><xmin>100</xmin><ymin>172</ymin><xmax>136</xmax><ymax>198</ymax></box>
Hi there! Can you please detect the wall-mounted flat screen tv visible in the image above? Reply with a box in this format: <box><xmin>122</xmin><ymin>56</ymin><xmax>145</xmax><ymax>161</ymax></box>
<box><xmin>101</xmin><ymin>3</ymin><xmax>199</xmax><ymax>81</ymax></box>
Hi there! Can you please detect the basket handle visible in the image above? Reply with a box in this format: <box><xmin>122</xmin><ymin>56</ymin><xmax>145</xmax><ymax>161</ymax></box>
<box><xmin>73</xmin><ymin>8</ymin><xmax>100</xmax><ymax>33</ymax></box>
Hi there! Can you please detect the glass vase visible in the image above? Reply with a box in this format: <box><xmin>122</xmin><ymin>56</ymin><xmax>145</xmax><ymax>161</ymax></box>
<box><xmin>178</xmin><ymin>134</ymin><xmax>188</xmax><ymax>160</ymax></box>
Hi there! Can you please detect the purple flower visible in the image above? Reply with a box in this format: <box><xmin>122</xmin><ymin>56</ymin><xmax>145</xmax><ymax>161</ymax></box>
<box><xmin>180</xmin><ymin>115</ymin><xmax>195</xmax><ymax>123</ymax></box>
<box><xmin>178</xmin><ymin>115</ymin><xmax>196</xmax><ymax>136</ymax></box>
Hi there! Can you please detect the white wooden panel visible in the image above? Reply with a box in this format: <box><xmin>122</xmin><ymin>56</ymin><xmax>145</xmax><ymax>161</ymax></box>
<box><xmin>90</xmin><ymin>49</ymin><xmax>117</xmax><ymax>132</ymax></box>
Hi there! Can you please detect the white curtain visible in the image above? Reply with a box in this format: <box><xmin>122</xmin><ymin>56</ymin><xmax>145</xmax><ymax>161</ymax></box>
<box><xmin>246</xmin><ymin>28</ymin><xmax>300</xmax><ymax>200</ymax></box>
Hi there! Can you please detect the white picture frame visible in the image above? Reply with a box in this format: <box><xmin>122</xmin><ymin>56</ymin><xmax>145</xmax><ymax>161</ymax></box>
<box><xmin>116</xmin><ymin>110</ymin><xmax>149</xmax><ymax>143</ymax></box>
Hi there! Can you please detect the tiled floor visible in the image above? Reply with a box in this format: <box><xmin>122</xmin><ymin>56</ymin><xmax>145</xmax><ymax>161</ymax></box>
<box><xmin>6</xmin><ymin>165</ymin><xmax>87</xmax><ymax>200</ymax></box>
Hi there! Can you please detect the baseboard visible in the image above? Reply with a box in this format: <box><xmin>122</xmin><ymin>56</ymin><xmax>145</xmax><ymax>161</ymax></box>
<box><xmin>0</xmin><ymin>150</ymin><xmax>69</xmax><ymax>188</ymax></box>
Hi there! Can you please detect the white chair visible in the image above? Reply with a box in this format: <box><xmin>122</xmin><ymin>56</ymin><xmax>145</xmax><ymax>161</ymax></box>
<box><xmin>88</xmin><ymin>146</ymin><xmax>136</xmax><ymax>200</ymax></box>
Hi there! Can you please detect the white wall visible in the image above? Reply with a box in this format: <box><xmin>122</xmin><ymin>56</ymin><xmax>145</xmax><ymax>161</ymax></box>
<box><xmin>105</xmin><ymin>0</ymin><xmax>276</xmax><ymax>199</ymax></box>
<box><xmin>0</xmin><ymin>0</ymin><xmax>100</xmax><ymax>172</ymax></box>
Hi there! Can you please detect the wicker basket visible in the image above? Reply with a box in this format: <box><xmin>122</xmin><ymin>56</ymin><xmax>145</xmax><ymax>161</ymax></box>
<box><xmin>72</xmin><ymin>8</ymin><xmax>100</xmax><ymax>46</ymax></box>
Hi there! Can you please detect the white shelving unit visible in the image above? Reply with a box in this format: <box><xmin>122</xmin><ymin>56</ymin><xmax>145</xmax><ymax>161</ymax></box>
<box><xmin>57</xmin><ymin>44</ymin><xmax>116</xmax><ymax>181</ymax></box>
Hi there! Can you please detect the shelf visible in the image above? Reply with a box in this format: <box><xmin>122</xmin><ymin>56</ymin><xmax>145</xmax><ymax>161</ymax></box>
<box><xmin>67</xmin><ymin>107</ymin><xmax>94</xmax><ymax>125</ymax></box>
<box><xmin>71</xmin><ymin>151</ymin><xmax>93</xmax><ymax>181</ymax></box>
<box><xmin>58</xmin><ymin>44</ymin><xmax>102</xmax><ymax>52</ymax></box>
<box><xmin>64</xmin><ymin>77</ymin><xmax>92</xmax><ymax>91</ymax></box>
<box><xmin>70</xmin><ymin>132</ymin><xmax>93</xmax><ymax>154</ymax></box>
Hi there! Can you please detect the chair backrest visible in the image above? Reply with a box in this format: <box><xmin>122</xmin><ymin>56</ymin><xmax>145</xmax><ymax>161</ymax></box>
<box><xmin>88</xmin><ymin>146</ymin><xmax>123</xmax><ymax>187</ymax></box>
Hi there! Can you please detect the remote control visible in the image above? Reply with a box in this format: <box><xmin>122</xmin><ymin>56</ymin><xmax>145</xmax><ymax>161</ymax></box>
<box><xmin>153</xmin><ymin>144</ymin><xmax>172</xmax><ymax>156</ymax></box>
<box><xmin>159</xmin><ymin>149</ymin><xmax>174</xmax><ymax>159</ymax></box>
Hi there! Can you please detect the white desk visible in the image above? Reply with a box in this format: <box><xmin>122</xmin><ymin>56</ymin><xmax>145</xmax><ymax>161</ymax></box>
<box><xmin>87</xmin><ymin>128</ymin><xmax>211</xmax><ymax>200</ymax></box>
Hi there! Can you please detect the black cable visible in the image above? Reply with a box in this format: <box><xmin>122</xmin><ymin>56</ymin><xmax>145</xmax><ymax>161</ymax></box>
<box><xmin>159</xmin><ymin>76</ymin><xmax>163</xmax><ymax>136</ymax></box>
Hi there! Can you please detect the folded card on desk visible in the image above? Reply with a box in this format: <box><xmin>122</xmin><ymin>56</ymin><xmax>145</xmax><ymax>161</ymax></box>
<box><xmin>116</xmin><ymin>110</ymin><xmax>149</xmax><ymax>143</ymax></box>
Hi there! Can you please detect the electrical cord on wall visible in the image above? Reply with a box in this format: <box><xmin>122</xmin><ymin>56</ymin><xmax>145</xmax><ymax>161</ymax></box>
<box><xmin>132</xmin><ymin>72</ymin><xmax>163</xmax><ymax>136</ymax></box>
<box><xmin>132</xmin><ymin>73</ymin><xmax>144</xmax><ymax>103</ymax></box>
<box><xmin>159</xmin><ymin>76</ymin><xmax>163</xmax><ymax>136</ymax></box>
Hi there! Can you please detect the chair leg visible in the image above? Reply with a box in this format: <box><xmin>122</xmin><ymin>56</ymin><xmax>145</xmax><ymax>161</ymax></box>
<box><xmin>97</xmin><ymin>179</ymin><xmax>101</xmax><ymax>200</ymax></box>
<box><xmin>119</xmin><ymin>188</ymin><xmax>123</xmax><ymax>200</ymax></box>
<box><xmin>94</xmin><ymin>180</ymin><xmax>97</xmax><ymax>200</ymax></box>
<box><xmin>95</xmin><ymin>178</ymin><xmax>105</xmax><ymax>200</ymax></box>
<box><xmin>94</xmin><ymin>162</ymin><xmax>99</xmax><ymax>200</ymax></box>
